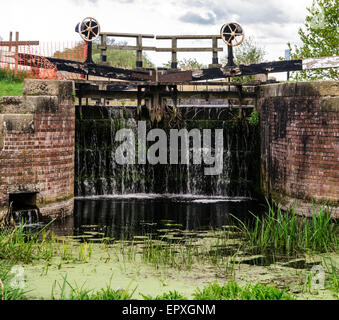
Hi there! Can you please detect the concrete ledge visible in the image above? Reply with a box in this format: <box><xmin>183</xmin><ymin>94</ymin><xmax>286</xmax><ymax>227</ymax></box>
<box><xmin>23</xmin><ymin>79</ymin><xmax>74</xmax><ymax>99</ymax></box>
<box><xmin>276</xmin><ymin>195</ymin><xmax>339</xmax><ymax>219</ymax></box>
<box><xmin>320</xmin><ymin>97</ymin><xmax>339</xmax><ymax>112</ymax></box>
<box><xmin>39</xmin><ymin>198</ymin><xmax>74</xmax><ymax>219</ymax></box>
<box><xmin>0</xmin><ymin>198</ymin><xmax>74</xmax><ymax>222</ymax></box>
<box><xmin>258</xmin><ymin>81</ymin><xmax>339</xmax><ymax>98</ymax></box>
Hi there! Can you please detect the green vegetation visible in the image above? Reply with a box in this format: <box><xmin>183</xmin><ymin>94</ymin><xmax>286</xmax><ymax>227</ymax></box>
<box><xmin>92</xmin><ymin>40</ymin><xmax>154</xmax><ymax>69</ymax></box>
<box><xmin>322</xmin><ymin>257</ymin><xmax>339</xmax><ymax>297</ymax></box>
<box><xmin>1</xmin><ymin>202</ymin><xmax>338</xmax><ymax>300</ymax></box>
<box><xmin>162</xmin><ymin>58</ymin><xmax>206</xmax><ymax>70</ymax></box>
<box><xmin>0</xmin><ymin>225</ymin><xmax>54</xmax><ymax>301</ymax></box>
<box><xmin>0</xmin><ymin>69</ymin><xmax>25</xmax><ymax>98</ymax></box>
<box><xmin>288</xmin><ymin>0</ymin><xmax>338</xmax><ymax>80</ymax></box>
<box><xmin>0</xmin><ymin>261</ymin><xmax>27</xmax><ymax>300</ymax></box>
<box><xmin>0</xmin><ymin>224</ymin><xmax>56</xmax><ymax>263</ymax></box>
<box><xmin>0</xmin><ymin>81</ymin><xmax>24</xmax><ymax>98</ymax></box>
<box><xmin>52</xmin><ymin>276</ymin><xmax>136</xmax><ymax>300</ymax></box>
<box><xmin>192</xmin><ymin>281</ymin><xmax>295</xmax><ymax>300</ymax></box>
<box><xmin>142</xmin><ymin>290</ymin><xmax>188</xmax><ymax>300</ymax></box>
<box><xmin>139</xmin><ymin>233</ymin><xmax>239</xmax><ymax>276</ymax></box>
<box><xmin>51</xmin><ymin>277</ymin><xmax>293</xmax><ymax>300</ymax></box>
<box><xmin>232</xmin><ymin>200</ymin><xmax>339</xmax><ymax>254</ymax></box>
<box><xmin>53</xmin><ymin>40</ymin><xmax>155</xmax><ymax>68</ymax></box>
<box><xmin>247</xmin><ymin>109</ymin><xmax>260</xmax><ymax>126</ymax></box>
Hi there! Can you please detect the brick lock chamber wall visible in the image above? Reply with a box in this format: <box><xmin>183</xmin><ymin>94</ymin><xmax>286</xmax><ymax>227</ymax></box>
<box><xmin>258</xmin><ymin>81</ymin><xmax>339</xmax><ymax>216</ymax></box>
<box><xmin>0</xmin><ymin>80</ymin><xmax>75</xmax><ymax>219</ymax></box>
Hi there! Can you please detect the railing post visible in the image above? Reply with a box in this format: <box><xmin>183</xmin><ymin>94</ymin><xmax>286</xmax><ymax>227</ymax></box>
<box><xmin>7</xmin><ymin>32</ymin><xmax>12</xmax><ymax>71</ymax></box>
<box><xmin>171</xmin><ymin>37</ymin><xmax>178</xmax><ymax>69</ymax></box>
<box><xmin>14</xmin><ymin>32</ymin><xmax>19</xmax><ymax>75</ymax></box>
<box><xmin>136</xmin><ymin>35</ymin><xmax>143</xmax><ymax>68</ymax></box>
<box><xmin>212</xmin><ymin>36</ymin><xmax>219</xmax><ymax>65</ymax></box>
<box><xmin>100</xmin><ymin>34</ymin><xmax>107</xmax><ymax>63</ymax></box>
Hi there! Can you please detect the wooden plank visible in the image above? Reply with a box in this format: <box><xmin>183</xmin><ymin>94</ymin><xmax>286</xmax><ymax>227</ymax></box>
<box><xmin>0</xmin><ymin>41</ymin><xmax>39</xmax><ymax>46</ymax></box>
<box><xmin>48</xmin><ymin>57</ymin><xmax>153</xmax><ymax>81</ymax></box>
<box><xmin>177</xmin><ymin>91</ymin><xmax>255</xmax><ymax>100</ymax></box>
<box><xmin>98</xmin><ymin>45</ymin><xmax>156</xmax><ymax>51</ymax></box>
<box><xmin>158</xmin><ymin>71</ymin><xmax>192</xmax><ymax>82</ymax></box>
<box><xmin>17</xmin><ymin>53</ymin><xmax>153</xmax><ymax>81</ymax></box>
<box><xmin>192</xmin><ymin>60</ymin><xmax>303</xmax><ymax>81</ymax></box>
<box><xmin>100</xmin><ymin>32</ymin><xmax>154</xmax><ymax>38</ymax></box>
<box><xmin>76</xmin><ymin>89</ymin><xmax>255</xmax><ymax>100</ymax></box>
<box><xmin>302</xmin><ymin>56</ymin><xmax>339</xmax><ymax>70</ymax></box>
<box><xmin>156</xmin><ymin>47</ymin><xmax>223</xmax><ymax>52</ymax></box>
<box><xmin>156</xmin><ymin>35</ymin><xmax>222</xmax><ymax>40</ymax></box>
<box><xmin>98</xmin><ymin>45</ymin><xmax>222</xmax><ymax>52</ymax></box>
<box><xmin>22</xmin><ymin>52</ymin><xmax>330</xmax><ymax>83</ymax></box>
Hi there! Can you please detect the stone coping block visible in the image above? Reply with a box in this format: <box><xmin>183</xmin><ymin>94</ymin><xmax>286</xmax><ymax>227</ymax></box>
<box><xmin>258</xmin><ymin>81</ymin><xmax>339</xmax><ymax>98</ymax></box>
<box><xmin>23</xmin><ymin>79</ymin><xmax>74</xmax><ymax>99</ymax></box>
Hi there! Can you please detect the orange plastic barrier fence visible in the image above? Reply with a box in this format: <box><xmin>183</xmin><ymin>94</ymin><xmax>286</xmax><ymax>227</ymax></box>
<box><xmin>0</xmin><ymin>41</ymin><xmax>87</xmax><ymax>80</ymax></box>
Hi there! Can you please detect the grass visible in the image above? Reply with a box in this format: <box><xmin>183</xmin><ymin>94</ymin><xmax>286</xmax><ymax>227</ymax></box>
<box><xmin>142</xmin><ymin>290</ymin><xmax>188</xmax><ymax>300</ymax></box>
<box><xmin>1</xmin><ymin>201</ymin><xmax>338</xmax><ymax>300</ymax></box>
<box><xmin>0</xmin><ymin>261</ymin><xmax>27</xmax><ymax>300</ymax></box>
<box><xmin>232</xmin><ymin>200</ymin><xmax>339</xmax><ymax>254</ymax></box>
<box><xmin>322</xmin><ymin>257</ymin><xmax>339</xmax><ymax>297</ymax></box>
<box><xmin>0</xmin><ymin>81</ymin><xmax>24</xmax><ymax>98</ymax></box>
<box><xmin>139</xmin><ymin>233</ymin><xmax>239</xmax><ymax>276</ymax></box>
<box><xmin>0</xmin><ymin>224</ymin><xmax>56</xmax><ymax>264</ymax></box>
<box><xmin>52</xmin><ymin>276</ymin><xmax>136</xmax><ymax>300</ymax></box>
<box><xmin>0</xmin><ymin>68</ymin><xmax>27</xmax><ymax>98</ymax></box>
<box><xmin>192</xmin><ymin>281</ymin><xmax>295</xmax><ymax>300</ymax></box>
<box><xmin>51</xmin><ymin>277</ymin><xmax>294</xmax><ymax>300</ymax></box>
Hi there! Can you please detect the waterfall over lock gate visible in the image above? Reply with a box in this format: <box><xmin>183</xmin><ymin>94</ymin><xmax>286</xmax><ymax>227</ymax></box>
<box><xmin>75</xmin><ymin>105</ymin><xmax>260</xmax><ymax>198</ymax></box>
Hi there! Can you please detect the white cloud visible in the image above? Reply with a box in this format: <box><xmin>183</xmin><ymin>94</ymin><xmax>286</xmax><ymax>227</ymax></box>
<box><xmin>1</xmin><ymin>0</ymin><xmax>314</xmax><ymax>70</ymax></box>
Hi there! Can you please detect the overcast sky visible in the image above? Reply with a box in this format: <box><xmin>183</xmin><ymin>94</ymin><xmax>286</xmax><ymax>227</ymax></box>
<box><xmin>1</xmin><ymin>0</ymin><xmax>314</xmax><ymax>71</ymax></box>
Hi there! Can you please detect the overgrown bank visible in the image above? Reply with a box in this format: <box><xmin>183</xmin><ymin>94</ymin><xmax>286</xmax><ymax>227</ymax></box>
<box><xmin>0</xmin><ymin>201</ymin><xmax>338</xmax><ymax>300</ymax></box>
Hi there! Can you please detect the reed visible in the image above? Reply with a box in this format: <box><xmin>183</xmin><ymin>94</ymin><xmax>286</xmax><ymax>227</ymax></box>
<box><xmin>52</xmin><ymin>275</ymin><xmax>136</xmax><ymax>300</ymax></box>
<box><xmin>142</xmin><ymin>290</ymin><xmax>188</xmax><ymax>300</ymax></box>
<box><xmin>192</xmin><ymin>281</ymin><xmax>295</xmax><ymax>300</ymax></box>
<box><xmin>0</xmin><ymin>68</ymin><xmax>31</xmax><ymax>82</ymax></box>
<box><xmin>231</xmin><ymin>200</ymin><xmax>338</xmax><ymax>254</ymax></box>
<box><xmin>139</xmin><ymin>233</ymin><xmax>239</xmax><ymax>274</ymax></box>
<box><xmin>0</xmin><ymin>225</ymin><xmax>56</xmax><ymax>263</ymax></box>
<box><xmin>0</xmin><ymin>262</ymin><xmax>26</xmax><ymax>300</ymax></box>
<box><xmin>321</xmin><ymin>257</ymin><xmax>339</xmax><ymax>297</ymax></box>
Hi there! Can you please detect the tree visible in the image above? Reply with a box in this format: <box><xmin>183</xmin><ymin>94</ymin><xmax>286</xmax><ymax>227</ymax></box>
<box><xmin>221</xmin><ymin>36</ymin><xmax>266</xmax><ymax>82</ymax></box>
<box><xmin>288</xmin><ymin>0</ymin><xmax>339</xmax><ymax>80</ymax></box>
<box><xmin>92</xmin><ymin>39</ymin><xmax>154</xmax><ymax>69</ymax></box>
<box><xmin>162</xmin><ymin>58</ymin><xmax>206</xmax><ymax>70</ymax></box>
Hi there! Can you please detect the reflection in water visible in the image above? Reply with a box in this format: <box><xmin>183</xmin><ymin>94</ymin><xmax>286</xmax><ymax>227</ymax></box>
<box><xmin>50</xmin><ymin>195</ymin><xmax>264</xmax><ymax>241</ymax></box>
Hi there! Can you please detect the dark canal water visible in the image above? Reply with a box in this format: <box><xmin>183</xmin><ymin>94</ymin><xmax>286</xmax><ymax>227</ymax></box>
<box><xmin>49</xmin><ymin>195</ymin><xmax>264</xmax><ymax>241</ymax></box>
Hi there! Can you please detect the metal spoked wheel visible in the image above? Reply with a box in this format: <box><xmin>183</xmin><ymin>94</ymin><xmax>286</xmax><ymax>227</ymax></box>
<box><xmin>220</xmin><ymin>22</ymin><xmax>245</xmax><ymax>47</ymax></box>
<box><xmin>79</xmin><ymin>17</ymin><xmax>101</xmax><ymax>42</ymax></box>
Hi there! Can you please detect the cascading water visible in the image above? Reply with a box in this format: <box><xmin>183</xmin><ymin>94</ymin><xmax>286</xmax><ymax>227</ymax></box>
<box><xmin>12</xmin><ymin>207</ymin><xmax>41</xmax><ymax>226</ymax></box>
<box><xmin>75</xmin><ymin>104</ymin><xmax>260</xmax><ymax>198</ymax></box>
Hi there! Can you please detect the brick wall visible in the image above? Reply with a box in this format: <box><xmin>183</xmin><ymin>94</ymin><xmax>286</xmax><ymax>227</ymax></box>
<box><xmin>0</xmin><ymin>80</ymin><xmax>75</xmax><ymax>218</ymax></box>
<box><xmin>258</xmin><ymin>81</ymin><xmax>339</xmax><ymax>216</ymax></box>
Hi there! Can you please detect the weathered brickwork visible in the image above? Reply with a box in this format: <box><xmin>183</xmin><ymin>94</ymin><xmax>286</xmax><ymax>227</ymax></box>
<box><xmin>258</xmin><ymin>81</ymin><xmax>339</xmax><ymax>216</ymax></box>
<box><xmin>0</xmin><ymin>80</ymin><xmax>75</xmax><ymax>219</ymax></box>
